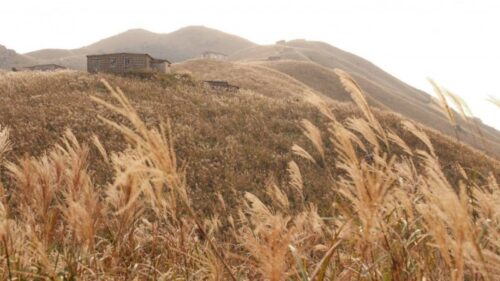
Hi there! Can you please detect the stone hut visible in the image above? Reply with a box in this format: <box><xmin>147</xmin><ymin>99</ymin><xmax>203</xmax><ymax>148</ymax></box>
<box><xmin>267</xmin><ymin>55</ymin><xmax>281</xmax><ymax>61</ymax></box>
<box><xmin>200</xmin><ymin>51</ymin><xmax>228</xmax><ymax>61</ymax></box>
<box><xmin>87</xmin><ymin>53</ymin><xmax>171</xmax><ymax>74</ymax></box>
<box><xmin>204</xmin><ymin>80</ymin><xmax>239</xmax><ymax>92</ymax></box>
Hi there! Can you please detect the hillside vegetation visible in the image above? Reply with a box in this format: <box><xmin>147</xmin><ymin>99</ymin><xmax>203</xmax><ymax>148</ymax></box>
<box><xmin>0</xmin><ymin>70</ymin><xmax>498</xmax><ymax>280</ymax></box>
<box><xmin>0</xmin><ymin>70</ymin><xmax>498</xmax><ymax>210</ymax></box>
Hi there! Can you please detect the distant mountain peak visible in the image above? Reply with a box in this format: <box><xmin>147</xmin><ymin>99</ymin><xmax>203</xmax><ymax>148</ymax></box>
<box><xmin>12</xmin><ymin>26</ymin><xmax>255</xmax><ymax>68</ymax></box>
<box><xmin>0</xmin><ymin>45</ymin><xmax>18</xmax><ymax>56</ymax></box>
<box><xmin>177</xmin><ymin>25</ymin><xmax>209</xmax><ymax>31</ymax></box>
<box><xmin>121</xmin><ymin>28</ymin><xmax>157</xmax><ymax>35</ymax></box>
<box><xmin>0</xmin><ymin>44</ymin><xmax>36</xmax><ymax>68</ymax></box>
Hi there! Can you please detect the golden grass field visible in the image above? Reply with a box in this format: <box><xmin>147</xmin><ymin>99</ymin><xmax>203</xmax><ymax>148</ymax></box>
<box><xmin>0</xmin><ymin>69</ymin><xmax>499</xmax><ymax>280</ymax></box>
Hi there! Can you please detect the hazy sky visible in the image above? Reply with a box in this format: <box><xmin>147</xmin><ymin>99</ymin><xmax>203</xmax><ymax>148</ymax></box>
<box><xmin>1</xmin><ymin>0</ymin><xmax>499</xmax><ymax>129</ymax></box>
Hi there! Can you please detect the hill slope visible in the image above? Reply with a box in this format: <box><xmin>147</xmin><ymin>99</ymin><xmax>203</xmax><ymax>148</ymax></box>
<box><xmin>172</xmin><ymin>59</ymin><xmax>321</xmax><ymax>99</ymax></box>
<box><xmin>0</xmin><ymin>71</ymin><xmax>498</xmax><ymax>206</ymax></box>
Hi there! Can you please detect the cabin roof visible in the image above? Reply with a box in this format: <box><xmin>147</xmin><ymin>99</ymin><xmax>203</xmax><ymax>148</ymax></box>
<box><xmin>202</xmin><ymin>51</ymin><xmax>227</xmax><ymax>56</ymax></box>
<box><xmin>86</xmin><ymin>53</ymin><xmax>171</xmax><ymax>64</ymax></box>
<box><xmin>20</xmin><ymin>64</ymin><xmax>66</xmax><ymax>70</ymax></box>
<box><xmin>26</xmin><ymin>64</ymin><xmax>65</xmax><ymax>68</ymax></box>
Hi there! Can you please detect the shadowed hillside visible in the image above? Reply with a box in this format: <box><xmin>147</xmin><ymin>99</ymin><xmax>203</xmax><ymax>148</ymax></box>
<box><xmin>253</xmin><ymin>60</ymin><xmax>367</xmax><ymax>103</ymax></box>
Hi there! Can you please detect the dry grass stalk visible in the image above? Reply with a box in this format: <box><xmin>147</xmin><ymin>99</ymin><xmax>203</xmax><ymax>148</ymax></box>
<box><xmin>387</xmin><ymin>130</ymin><xmax>414</xmax><ymax>156</ymax></box>
<box><xmin>287</xmin><ymin>160</ymin><xmax>304</xmax><ymax>197</ymax></box>
<box><xmin>300</xmin><ymin>119</ymin><xmax>325</xmax><ymax>162</ymax></box>
<box><xmin>304</xmin><ymin>93</ymin><xmax>337</xmax><ymax>122</ymax></box>
<box><xmin>291</xmin><ymin>143</ymin><xmax>317</xmax><ymax>164</ymax></box>
<box><xmin>91</xmin><ymin>134</ymin><xmax>110</xmax><ymax>163</ymax></box>
<box><xmin>334</xmin><ymin>68</ymin><xmax>388</xmax><ymax>147</ymax></box>
<box><xmin>442</xmin><ymin>88</ymin><xmax>472</xmax><ymax>122</ymax></box>
<box><xmin>487</xmin><ymin>96</ymin><xmax>500</xmax><ymax>108</ymax></box>
<box><xmin>92</xmin><ymin>79</ymin><xmax>238</xmax><ymax>280</ymax></box>
<box><xmin>402</xmin><ymin>120</ymin><xmax>436</xmax><ymax>157</ymax></box>
<box><xmin>434</xmin><ymin>83</ymin><xmax>490</xmax><ymax>151</ymax></box>
<box><xmin>0</xmin><ymin>126</ymin><xmax>10</xmax><ymax>162</ymax></box>
<box><xmin>266</xmin><ymin>180</ymin><xmax>290</xmax><ymax>210</ymax></box>
<box><xmin>428</xmin><ymin>78</ymin><xmax>456</xmax><ymax>126</ymax></box>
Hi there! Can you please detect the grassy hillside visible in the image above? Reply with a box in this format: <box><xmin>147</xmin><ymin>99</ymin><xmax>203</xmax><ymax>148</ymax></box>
<box><xmin>172</xmin><ymin>59</ymin><xmax>320</xmax><ymax>99</ymax></box>
<box><xmin>0</xmin><ymin>70</ymin><xmax>327</xmax><ymax>210</ymax></box>
<box><xmin>0</xmin><ymin>70</ymin><xmax>498</xmax><ymax>279</ymax></box>
<box><xmin>0</xmin><ymin>70</ymin><xmax>498</xmax><ymax>206</ymax></box>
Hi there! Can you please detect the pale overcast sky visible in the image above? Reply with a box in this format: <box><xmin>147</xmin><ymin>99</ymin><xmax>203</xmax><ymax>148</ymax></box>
<box><xmin>1</xmin><ymin>0</ymin><xmax>499</xmax><ymax>129</ymax></box>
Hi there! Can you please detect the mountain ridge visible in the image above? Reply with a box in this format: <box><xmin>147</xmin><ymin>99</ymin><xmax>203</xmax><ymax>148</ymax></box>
<box><xmin>23</xmin><ymin>26</ymin><xmax>256</xmax><ymax>67</ymax></box>
<box><xmin>0</xmin><ymin>44</ymin><xmax>36</xmax><ymax>69</ymax></box>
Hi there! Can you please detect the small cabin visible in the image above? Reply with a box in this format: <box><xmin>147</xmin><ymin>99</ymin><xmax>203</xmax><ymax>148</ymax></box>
<box><xmin>267</xmin><ymin>56</ymin><xmax>281</xmax><ymax>61</ymax></box>
<box><xmin>200</xmin><ymin>51</ymin><xmax>228</xmax><ymax>61</ymax></box>
<box><xmin>87</xmin><ymin>53</ymin><xmax>171</xmax><ymax>74</ymax></box>
<box><xmin>204</xmin><ymin>80</ymin><xmax>239</xmax><ymax>92</ymax></box>
<box><xmin>18</xmin><ymin>64</ymin><xmax>66</xmax><ymax>71</ymax></box>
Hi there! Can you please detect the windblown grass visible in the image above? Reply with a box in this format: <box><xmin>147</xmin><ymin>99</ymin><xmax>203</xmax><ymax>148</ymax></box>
<box><xmin>489</xmin><ymin>96</ymin><xmax>500</xmax><ymax>108</ymax></box>
<box><xmin>0</xmin><ymin>70</ymin><xmax>498</xmax><ymax>280</ymax></box>
<box><xmin>428</xmin><ymin>78</ymin><xmax>491</xmax><ymax>156</ymax></box>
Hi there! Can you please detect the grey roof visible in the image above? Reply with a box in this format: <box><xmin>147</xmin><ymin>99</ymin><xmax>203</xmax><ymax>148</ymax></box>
<box><xmin>202</xmin><ymin>51</ymin><xmax>227</xmax><ymax>56</ymax></box>
<box><xmin>23</xmin><ymin>64</ymin><xmax>66</xmax><ymax>69</ymax></box>
<box><xmin>86</xmin><ymin>53</ymin><xmax>171</xmax><ymax>64</ymax></box>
